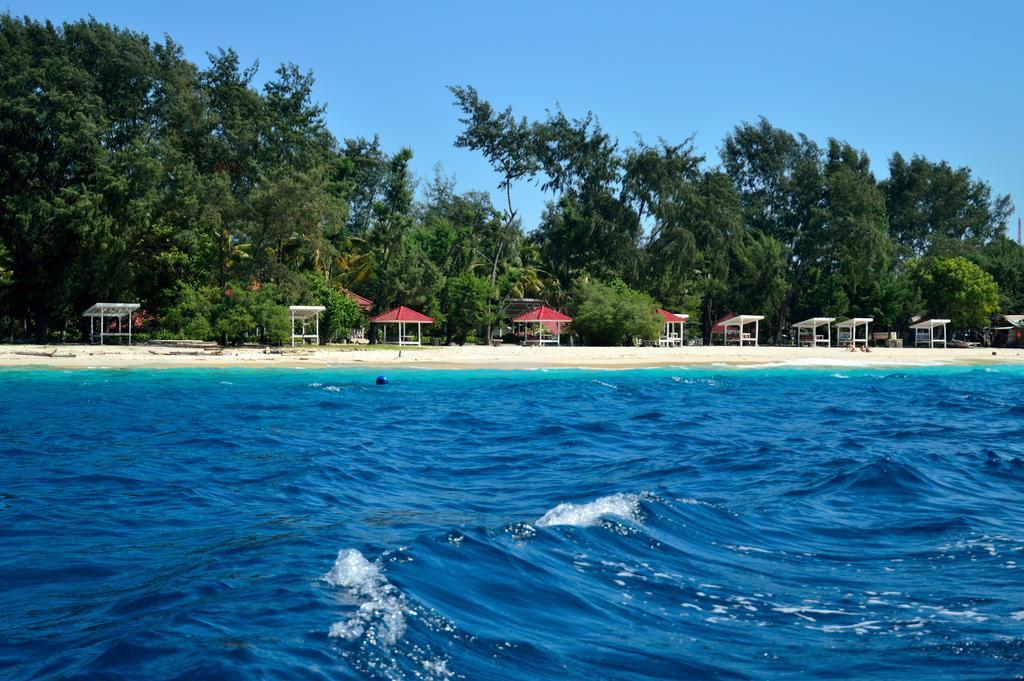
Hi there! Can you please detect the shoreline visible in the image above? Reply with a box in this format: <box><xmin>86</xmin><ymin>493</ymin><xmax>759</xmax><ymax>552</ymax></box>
<box><xmin>0</xmin><ymin>343</ymin><xmax>1021</xmax><ymax>371</ymax></box>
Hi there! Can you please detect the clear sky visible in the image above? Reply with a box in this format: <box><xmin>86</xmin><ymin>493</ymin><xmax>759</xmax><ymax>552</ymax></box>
<box><xmin>5</xmin><ymin>0</ymin><xmax>1023</xmax><ymax>237</ymax></box>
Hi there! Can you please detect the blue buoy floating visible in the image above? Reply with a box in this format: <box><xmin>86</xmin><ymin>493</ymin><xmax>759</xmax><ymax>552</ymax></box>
<box><xmin>375</xmin><ymin>375</ymin><xmax>389</xmax><ymax>385</ymax></box>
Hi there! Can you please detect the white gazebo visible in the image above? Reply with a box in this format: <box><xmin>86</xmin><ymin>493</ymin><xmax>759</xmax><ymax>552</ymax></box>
<box><xmin>792</xmin><ymin>317</ymin><xmax>835</xmax><ymax>347</ymax></box>
<box><xmin>82</xmin><ymin>303</ymin><xmax>140</xmax><ymax>345</ymax></box>
<box><xmin>835</xmin><ymin>317</ymin><xmax>873</xmax><ymax>347</ymax></box>
<box><xmin>289</xmin><ymin>305</ymin><xmax>326</xmax><ymax>346</ymax></box>
<box><xmin>717</xmin><ymin>314</ymin><xmax>764</xmax><ymax>346</ymax></box>
<box><xmin>656</xmin><ymin>309</ymin><xmax>689</xmax><ymax>346</ymax></box>
<box><xmin>910</xmin><ymin>318</ymin><xmax>951</xmax><ymax>348</ymax></box>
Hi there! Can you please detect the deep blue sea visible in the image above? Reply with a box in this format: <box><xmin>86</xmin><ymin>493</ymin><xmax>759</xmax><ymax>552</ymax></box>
<box><xmin>2</xmin><ymin>365</ymin><xmax>1024</xmax><ymax>680</ymax></box>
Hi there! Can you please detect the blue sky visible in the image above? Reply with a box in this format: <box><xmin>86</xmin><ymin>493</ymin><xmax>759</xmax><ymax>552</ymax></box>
<box><xmin>6</xmin><ymin>0</ymin><xmax>1023</xmax><ymax>237</ymax></box>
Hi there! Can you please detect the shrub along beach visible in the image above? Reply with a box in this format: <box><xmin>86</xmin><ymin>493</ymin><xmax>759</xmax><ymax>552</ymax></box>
<box><xmin>1</xmin><ymin>16</ymin><xmax>1023</xmax><ymax>357</ymax></box>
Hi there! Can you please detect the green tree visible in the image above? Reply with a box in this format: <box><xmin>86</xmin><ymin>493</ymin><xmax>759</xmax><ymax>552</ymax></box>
<box><xmin>915</xmin><ymin>257</ymin><xmax>999</xmax><ymax>332</ymax></box>
<box><xmin>441</xmin><ymin>274</ymin><xmax>492</xmax><ymax>344</ymax></box>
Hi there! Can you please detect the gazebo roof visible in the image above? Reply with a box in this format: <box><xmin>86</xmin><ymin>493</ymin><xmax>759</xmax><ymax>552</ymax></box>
<box><xmin>82</xmin><ymin>303</ymin><xmax>140</xmax><ymax>317</ymax></box>
<box><xmin>910</xmin><ymin>318</ymin><xmax>951</xmax><ymax>329</ymax></box>
<box><xmin>835</xmin><ymin>317</ymin><xmax>874</xmax><ymax>327</ymax></box>
<box><xmin>792</xmin><ymin>317</ymin><xmax>836</xmax><ymax>329</ymax></box>
<box><xmin>656</xmin><ymin>309</ymin><xmax>689</xmax><ymax>323</ymax></box>
<box><xmin>370</xmin><ymin>306</ymin><xmax>434</xmax><ymax>323</ymax></box>
<box><xmin>512</xmin><ymin>305</ymin><xmax>572</xmax><ymax>323</ymax></box>
<box><xmin>289</xmin><ymin>305</ymin><xmax>326</xmax><ymax>320</ymax></box>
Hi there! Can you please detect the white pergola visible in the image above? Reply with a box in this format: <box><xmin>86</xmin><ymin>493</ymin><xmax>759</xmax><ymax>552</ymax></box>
<box><xmin>719</xmin><ymin>314</ymin><xmax>764</xmax><ymax>346</ymax></box>
<box><xmin>792</xmin><ymin>317</ymin><xmax>835</xmax><ymax>347</ymax></box>
<box><xmin>910</xmin><ymin>318</ymin><xmax>951</xmax><ymax>348</ymax></box>
<box><xmin>82</xmin><ymin>303</ymin><xmax>140</xmax><ymax>345</ymax></box>
<box><xmin>835</xmin><ymin>317</ymin><xmax>873</xmax><ymax>347</ymax></box>
<box><xmin>289</xmin><ymin>305</ymin><xmax>326</xmax><ymax>346</ymax></box>
<box><xmin>657</xmin><ymin>309</ymin><xmax>689</xmax><ymax>346</ymax></box>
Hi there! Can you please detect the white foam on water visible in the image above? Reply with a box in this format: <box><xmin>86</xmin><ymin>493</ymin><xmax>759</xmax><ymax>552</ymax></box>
<box><xmin>323</xmin><ymin>548</ymin><xmax>408</xmax><ymax>645</ymax></box>
<box><xmin>536</xmin><ymin>492</ymin><xmax>644</xmax><ymax>528</ymax></box>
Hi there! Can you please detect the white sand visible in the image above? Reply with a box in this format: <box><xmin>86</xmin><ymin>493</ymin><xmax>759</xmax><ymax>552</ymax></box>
<box><xmin>0</xmin><ymin>343</ymin><xmax>1020</xmax><ymax>370</ymax></box>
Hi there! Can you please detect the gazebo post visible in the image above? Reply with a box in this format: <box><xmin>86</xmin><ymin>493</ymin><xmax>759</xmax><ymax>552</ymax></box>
<box><xmin>128</xmin><ymin>312</ymin><xmax>132</xmax><ymax>345</ymax></box>
<box><xmin>315</xmin><ymin>313</ymin><xmax>320</xmax><ymax>345</ymax></box>
<box><xmin>100</xmin><ymin>312</ymin><xmax>105</xmax><ymax>345</ymax></box>
<box><xmin>417</xmin><ymin>322</ymin><xmax>422</xmax><ymax>346</ymax></box>
<box><xmin>291</xmin><ymin>309</ymin><xmax>296</xmax><ymax>346</ymax></box>
<box><xmin>754</xmin><ymin>319</ymin><xmax>759</xmax><ymax>347</ymax></box>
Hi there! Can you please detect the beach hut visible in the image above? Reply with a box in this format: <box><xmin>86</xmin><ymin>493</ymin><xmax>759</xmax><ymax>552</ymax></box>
<box><xmin>834</xmin><ymin>317</ymin><xmax>873</xmax><ymax>347</ymax></box>
<box><xmin>369</xmin><ymin>306</ymin><xmax>434</xmax><ymax>346</ymax></box>
<box><xmin>82</xmin><ymin>303</ymin><xmax>140</xmax><ymax>345</ymax></box>
<box><xmin>512</xmin><ymin>305</ymin><xmax>572</xmax><ymax>345</ymax></box>
<box><xmin>656</xmin><ymin>309</ymin><xmax>688</xmax><ymax>346</ymax></box>
<box><xmin>792</xmin><ymin>317</ymin><xmax>835</xmax><ymax>347</ymax></box>
<box><xmin>715</xmin><ymin>314</ymin><xmax>764</xmax><ymax>346</ymax></box>
<box><xmin>289</xmin><ymin>305</ymin><xmax>326</xmax><ymax>346</ymax></box>
<box><xmin>986</xmin><ymin>314</ymin><xmax>1024</xmax><ymax>348</ymax></box>
<box><xmin>910</xmin><ymin>318</ymin><xmax>951</xmax><ymax>348</ymax></box>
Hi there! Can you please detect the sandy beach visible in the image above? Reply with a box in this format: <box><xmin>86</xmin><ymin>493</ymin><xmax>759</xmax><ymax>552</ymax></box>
<box><xmin>0</xmin><ymin>342</ymin><xmax>1021</xmax><ymax>370</ymax></box>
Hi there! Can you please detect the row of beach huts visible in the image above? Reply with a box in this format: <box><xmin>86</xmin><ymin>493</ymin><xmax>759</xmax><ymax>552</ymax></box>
<box><xmin>81</xmin><ymin>295</ymin><xmax>997</xmax><ymax>349</ymax></box>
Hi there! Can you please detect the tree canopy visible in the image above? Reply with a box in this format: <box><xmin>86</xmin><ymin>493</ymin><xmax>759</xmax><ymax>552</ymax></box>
<box><xmin>0</xmin><ymin>15</ymin><xmax>1019</xmax><ymax>346</ymax></box>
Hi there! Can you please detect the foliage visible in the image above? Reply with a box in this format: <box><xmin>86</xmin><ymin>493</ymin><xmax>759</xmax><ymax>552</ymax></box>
<box><xmin>0</xmin><ymin>16</ymin><xmax>1019</xmax><ymax>346</ymax></box>
<box><xmin>571</xmin><ymin>279</ymin><xmax>661</xmax><ymax>346</ymax></box>
<box><xmin>915</xmin><ymin>257</ymin><xmax>1000</xmax><ymax>331</ymax></box>
<box><xmin>441</xmin><ymin>274</ymin><xmax>493</xmax><ymax>344</ymax></box>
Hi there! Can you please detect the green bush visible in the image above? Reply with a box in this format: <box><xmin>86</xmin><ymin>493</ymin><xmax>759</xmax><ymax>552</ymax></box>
<box><xmin>571</xmin><ymin>279</ymin><xmax>661</xmax><ymax>345</ymax></box>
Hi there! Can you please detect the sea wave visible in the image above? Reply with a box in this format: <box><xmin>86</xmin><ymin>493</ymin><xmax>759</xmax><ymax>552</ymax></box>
<box><xmin>323</xmin><ymin>549</ymin><xmax>408</xmax><ymax>646</ymax></box>
<box><xmin>536</xmin><ymin>492</ymin><xmax>645</xmax><ymax>527</ymax></box>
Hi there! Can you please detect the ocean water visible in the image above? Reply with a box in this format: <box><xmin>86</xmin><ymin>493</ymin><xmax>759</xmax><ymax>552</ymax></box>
<box><xmin>1</xmin><ymin>365</ymin><xmax>1023</xmax><ymax>680</ymax></box>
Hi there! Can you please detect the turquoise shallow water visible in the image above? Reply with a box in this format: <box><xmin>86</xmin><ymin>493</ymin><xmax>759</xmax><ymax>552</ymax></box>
<box><xmin>1</xmin><ymin>365</ymin><xmax>1024</xmax><ymax>679</ymax></box>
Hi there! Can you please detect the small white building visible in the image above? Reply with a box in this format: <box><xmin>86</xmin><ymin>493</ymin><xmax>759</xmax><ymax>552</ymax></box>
<box><xmin>835</xmin><ymin>317</ymin><xmax>873</xmax><ymax>347</ymax></box>
<box><xmin>289</xmin><ymin>305</ymin><xmax>326</xmax><ymax>346</ymax></box>
<box><xmin>792</xmin><ymin>317</ymin><xmax>835</xmax><ymax>347</ymax></box>
<box><xmin>82</xmin><ymin>303</ymin><xmax>140</xmax><ymax>345</ymax></box>
<box><xmin>717</xmin><ymin>314</ymin><xmax>764</xmax><ymax>346</ymax></box>
<box><xmin>656</xmin><ymin>309</ymin><xmax>688</xmax><ymax>346</ymax></box>
<box><xmin>910</xmin><ymin>318</ymin><xmax>951</xmax><ymax>348</ymax></box>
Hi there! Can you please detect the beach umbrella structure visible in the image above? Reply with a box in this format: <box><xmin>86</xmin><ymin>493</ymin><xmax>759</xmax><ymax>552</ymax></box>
<box><xmin>82</xmin><ymin>303</ymin><xmax>141</xmax><ymax>345</ymax></box>
<box><xmin>714</xmin><ymin>314</ymin><xmax>764</xmax><ymax>346</ymax></box>
<box><xmin>369</xmin><ymin>306</ymin><xmax>435</xmax><ymax>346</ymax></box>
<box><xmin>910</xmin><ymin>318</ymin><xmax>951</xmax><ymax>348</ymax></box>
<box><xmin>792</xmin><ymin>317</ymin><xmax>836</xmax><ymax>347</ymax></box>
<box><xmin>834</xmin><ymin>317</ymin><xmax>873</xmax><ymax>348</ymax></box>
<box><xmin>512</xmin><ymin>305</ymin><xmax>572</xmax><ymax>345</ymax></box>
<box><xmin>656</xmin><ymin>309</ymin><xmax>689</xmax><ymax>346</ymax></box>
<box><xmin>289</xmin><ymin>305</ymin><xmax>326</xmax><ymax>346</ymax></box>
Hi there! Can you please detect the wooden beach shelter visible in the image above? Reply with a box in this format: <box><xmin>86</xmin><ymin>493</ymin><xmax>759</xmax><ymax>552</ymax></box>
<box><xmin>512</xmin><ymin>305</ymin><xmax>572</xmax><ymax>345</ymax></box>
<box><xmin>910</xmin><ymin>318</ymin><xmax>951</xmax><ymax>348</ymax></box>
<box><xmin>289</xmin><ymin>305</ymin><xmax>326</xmax><ymax>346</ymax></box>
<box><xmin>715</xmin><ymin>314</ymin><xmax>764</xmax><ymax>346</ymax></box>
<box><xmin>369</xmin><ymin>306</ymin><xmax>434</xmax><ymax>346</ymax></box>
<box><xmin>834</xmin><ymin>317</ymin><xmax>873</xmax><ymax>347</ymax></box>
<box><xmin>792</xmin><ymin>317</ymin><xmax>835</xmax><ymax>347</ymax></box>
<box><xmin>656</xmin><ymin>309</ymin><xmax>689</xmax><ymax>346</ymax></box>
<box><xmin>82</xmin><ymin>303</ymin><xmax>140</xmax><ymax>345</ymax></box>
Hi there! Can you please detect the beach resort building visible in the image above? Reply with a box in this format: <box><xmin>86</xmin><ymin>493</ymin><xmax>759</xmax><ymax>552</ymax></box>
<box><xmin>82</xmin><ymin>303</ymin><xmax>140</xmax><ymax>345</ymax></box>
<box><xmin>910</xmin><ymin>318</ymin><xmax>951</xmax><ymax>348</ymax></box>
<box><xmin>512</xmin><ymin>305</ymin><xmax>572</xmax><ymax>345</ymax></box>
<box><xmin>792</xmin><ymin>317</ymin><xmax>835</xmax><ymax>347</ymax></box>
<box><xmin>714</xmin><ymin>314</ymin><xmax>764</xmax><ymax>346</ymax></box>
<box><xmin>835</xmin><ymin>317</ymin><xmax>872</xmax><ymax>348</ymax></box>
<box><xmin>369</xmin><ymin>306</ymin><xmax>434</xmax><ymax>346</ymax></box>
<box><xmin>289</xmin><ymin>306</ymin><xmax>326</xmax><ymax>345</ymax></box>
<box><xmin>657</xmin><ymin>309</ymin><xmax>688</xmax><ymax>346</ymax></box>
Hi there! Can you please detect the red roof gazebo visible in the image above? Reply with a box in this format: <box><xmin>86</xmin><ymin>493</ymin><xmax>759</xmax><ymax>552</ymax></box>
<box><xmin>512</xmin><ymin>305</ymin><xmax>572</xmax><ymax>345</ymax></box>
<box><xmin>656</xmin><ymin>309</ymin><xmax>689</xmax><ymax>346</ymax></box>
<box><xmin>369</xmin><ymin>306</ymin><xmax>434</xmax><ymax>346</ymax></box>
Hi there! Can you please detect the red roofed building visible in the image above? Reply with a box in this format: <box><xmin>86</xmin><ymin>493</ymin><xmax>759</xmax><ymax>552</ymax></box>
<box><xmin>343</xmin><ymin>289</ymin><xmax>373</xmax><ymax>312</ymax></box>
<box><xmin>511</xmin><ymin>305</ymin><xmax>572</xmax><ymax>345</ymax></box>
<box><xmin>369</xmin><ymin>306</ymin><xmax>434</xmax><ymax>346</ymax></box>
